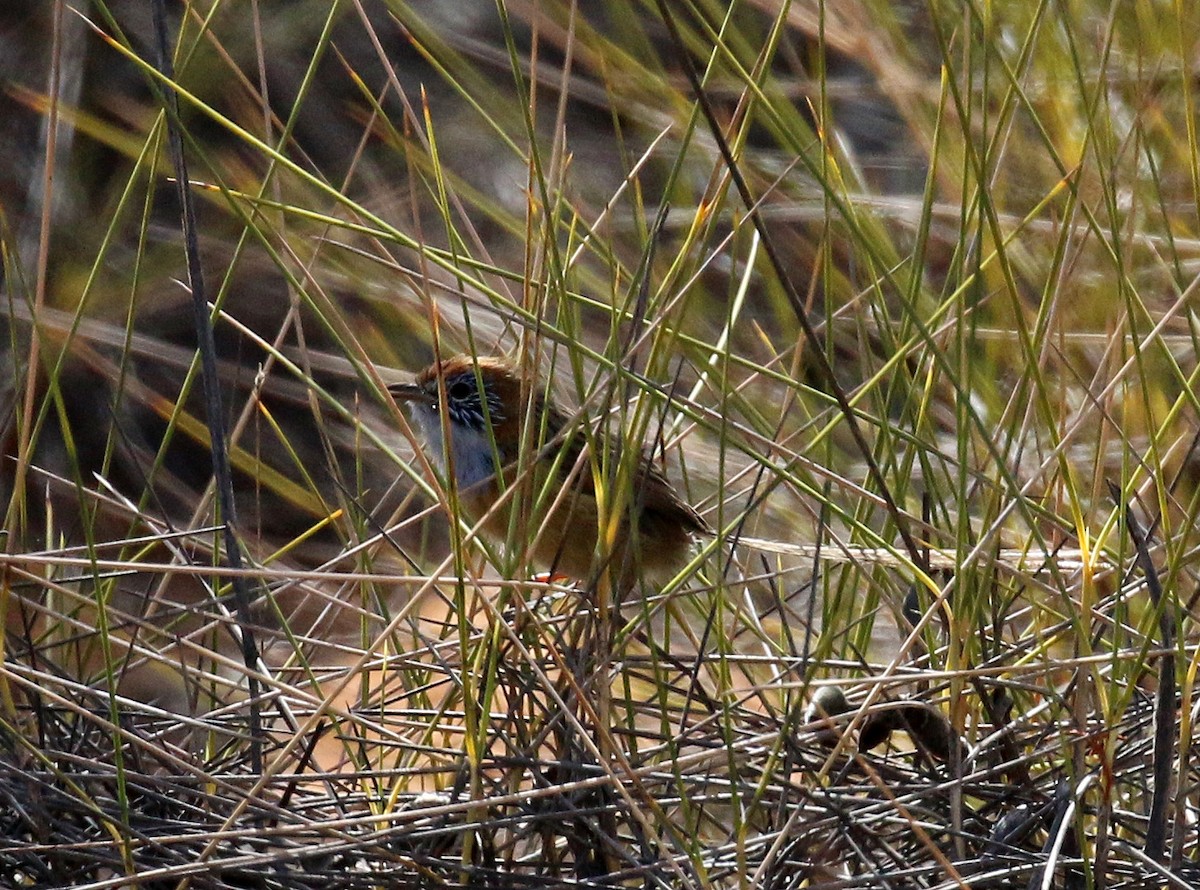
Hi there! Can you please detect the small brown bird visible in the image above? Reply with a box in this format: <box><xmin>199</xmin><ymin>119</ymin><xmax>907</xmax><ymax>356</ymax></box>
<box><xmin>389</xmin><ymin>354</ymin><xmax>710</xmax><ymax>588</ymax></box>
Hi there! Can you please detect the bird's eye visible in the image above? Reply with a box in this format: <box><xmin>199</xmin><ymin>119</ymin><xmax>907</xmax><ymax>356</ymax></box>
<box><xmin>448</xmin><ymin>378</ymin><xmax>475</xmax><ymax>401</ymax></box>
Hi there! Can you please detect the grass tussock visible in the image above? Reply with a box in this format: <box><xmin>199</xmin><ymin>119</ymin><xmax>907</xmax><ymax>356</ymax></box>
<box><xmin>1</xmin><ymin>0</ymin><xmax>1199</xmax><ymax>886</ymax></box>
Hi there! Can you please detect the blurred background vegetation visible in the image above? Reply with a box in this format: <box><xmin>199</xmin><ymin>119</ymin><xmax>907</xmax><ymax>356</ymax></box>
<box><xmin>2</xmin><ymin>0</ymin><xmax>1199</xmax><ymax>886</ymax></box>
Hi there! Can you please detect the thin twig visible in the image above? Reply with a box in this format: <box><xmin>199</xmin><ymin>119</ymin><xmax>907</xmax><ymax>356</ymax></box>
<box><xmin>148</xmin><ymin>0</ymin><xmax>263</xmax><ymax>774</ymax></box>
<box><xmin>1111</xmin><ymin>481</ymin><xmax>1176</xmax><ymax>863</ymax></box>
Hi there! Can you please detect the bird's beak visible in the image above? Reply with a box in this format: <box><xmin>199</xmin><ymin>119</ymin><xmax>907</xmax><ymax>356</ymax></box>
<box><xmin>388</xmin><ymin>382</ymin><xmax>433</xmax><ymax>404</ymax></box>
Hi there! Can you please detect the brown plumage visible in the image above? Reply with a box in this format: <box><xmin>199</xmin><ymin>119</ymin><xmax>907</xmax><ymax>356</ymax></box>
<box><xmin>390</xmin><ymin>354</ymin><xmax>709</xmax><ymax>588</ymax></box>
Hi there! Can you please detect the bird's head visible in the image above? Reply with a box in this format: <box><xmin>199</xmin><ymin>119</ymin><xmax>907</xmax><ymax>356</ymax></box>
<box><xmin>389</xmin><ymin>355</ymin><xmax>540</xmax><ymax>486</ymax></box>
